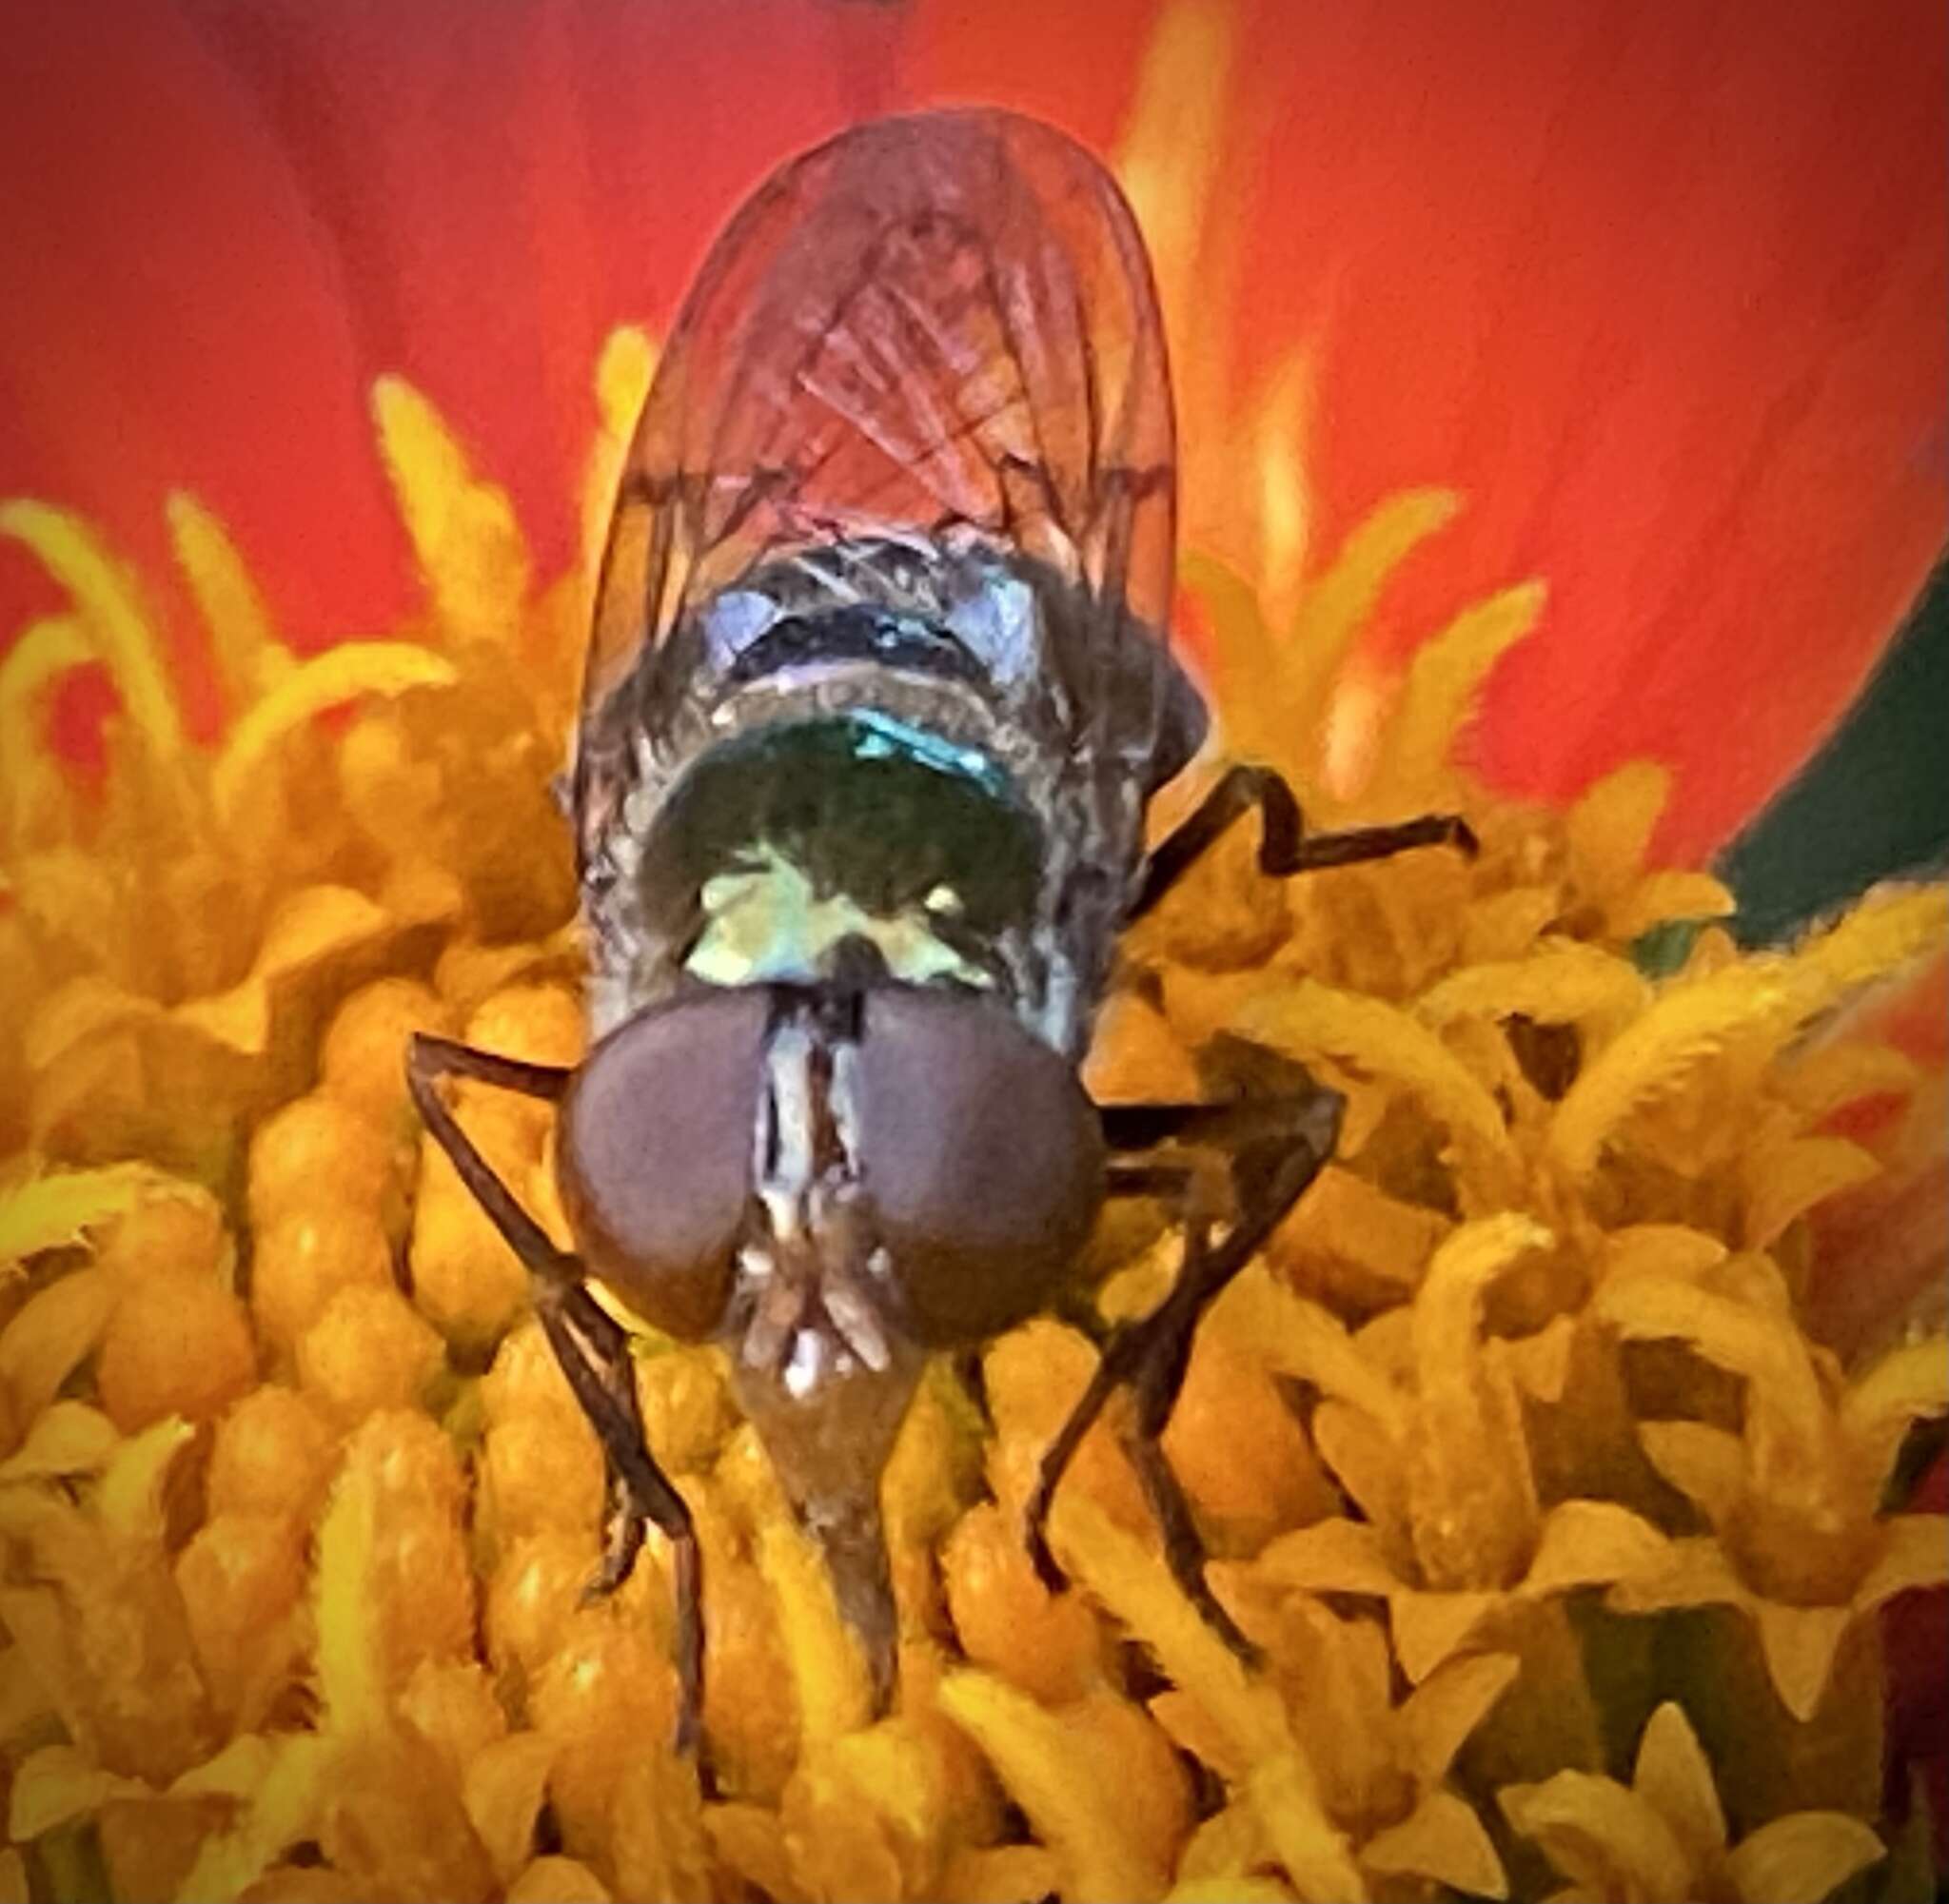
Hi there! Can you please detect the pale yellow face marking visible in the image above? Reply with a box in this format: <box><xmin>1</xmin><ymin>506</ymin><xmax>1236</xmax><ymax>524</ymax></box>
<box><xmin>685</xmin><ymin>845</ymin><xmax>992</xmax><ymax>991</ymax></box>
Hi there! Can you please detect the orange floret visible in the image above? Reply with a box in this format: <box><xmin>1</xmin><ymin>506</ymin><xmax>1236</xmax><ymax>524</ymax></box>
<box><xmin>95</xmin><ymin>1266</ymin><xmax>258</xmax><ymax>1432</ymax></box>
<box><xmin>206</xmin><ymin>1383</ymin><xmax>339</xmax><ymax>1521</ymax></box>
<box><xmin>1063</xmin><ymin>1684</ymin><xmax>1198</xmax><ymax>1886</ymax></box>
<box><xmin>98</xmin><ymin>1795</ymin><xmax>231</xmax><ymax>1904</ymax></box>
<box><xmin>982</xmin><ymin>1320</ymin><xmax>1151</xmax><ymax>1537</ymax></box>
<box><xmin>397</xmin><ymin>1657</ymin><xmax>510</xmax><ymax>1781</ymax></box>
<box><xmin>476</xmin><ymin>1322</ymin><xmax>605</xmax><ymax>1542</ymax></box>
<box><xmin>236</xmin><ymin>1868</ymin><xmax>370</xmax><ymax>1904</ymax></box>
<box><xmin>941</xmin><ymin>1500</ymin><xmax>1109</xmax><ymax>1705</ymax></box>
<box><xmin>320</xmin><ymin>1410</ymin><xmax>478</xmax><ymax>1702</ymax></box>
<box><xmin>464</xmin><ymin>984</ymin><xmax>589</xmax><ymax>1072</ymax></box>
<box><xmin>480</xmin><ymin>1403</ymin><xmax>605</xmax><ymax>1544</ymax></box>
<box><xmin>315</xmin><ymin>1726</ymin><xmax>497</xmax><ymax>1904</ymax></box>
<box><xmin>320</xmin><ymin>976</ymin><xmax>453</xmax><ymax>1129</ymax></box>
<box><xmin>247</xmin><ymin>1092</ymin><xmax>404</xmax><ymax>1241</ymax></box>
<box><xmin>295</xmin><ymin>1284</ymin><xmax>444</xmax><ymax>1423</ymax></box>
<box><xmin>1161</xmin><ymin>1305</ymin><xmax>1339</xmax><ymax>1551</ymax></box>
<box><xmin>408</xmin><ymin>1147</ymin><xmax>533</xmax><ymax>1348</ymax></box>
<box><xmin>250</xmin><ymin>1206</ymin><xmax>397</xmax><ymax>1357</ymax></box>
<box><xmin>635</xmin><ymin>1347</ymin><xmax>738</xmax><ymax>1476</ymax></box>
<box><xmin>527</xmin><ymin>1619</ymin><xmax>680</xmax><ymax>1858</ymax></box>
<box><xmin>91</xmin><ymin>1186</ymin><xmax>230</xmax><ymax>1286</ymax></box>
<box><xmin>172</xmin><ymin>1511</ymin><xmax>306</xmax><ymax>1727</ymax></box>
<box><xmin>482</xmin><ymin>1526</ymin><xmax>605</xmax><ymax>1692</ymax></box>
<box><xmin>697</xmin><ymin>1551</ymin><xmax>800</xmax><ymax>1803</ymax></box>
<box><xmin>503</xmin><ymin>1855</ymin><xmax>614</xmax><ymax>1904</ymax></box>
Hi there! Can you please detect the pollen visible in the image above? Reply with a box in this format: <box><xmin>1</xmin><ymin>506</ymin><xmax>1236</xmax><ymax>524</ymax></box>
<box><xmin>0</xmin><ymin>327</ymin><xmax>1942</xmax><ymax>1904</ymax></box>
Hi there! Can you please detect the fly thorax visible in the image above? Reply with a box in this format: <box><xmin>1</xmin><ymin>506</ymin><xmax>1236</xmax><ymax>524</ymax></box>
<box><xmin>642</xmin><ymin>711</ymin><xmax>1049</xmax><ymax>1011</ymax></box>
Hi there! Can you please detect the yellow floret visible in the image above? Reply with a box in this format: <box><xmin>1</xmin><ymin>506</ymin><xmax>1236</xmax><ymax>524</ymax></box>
<box><xmin>526</xmin><ymin>1619</ymin><xmax>679</xmax><ymax>1858</ymax></box>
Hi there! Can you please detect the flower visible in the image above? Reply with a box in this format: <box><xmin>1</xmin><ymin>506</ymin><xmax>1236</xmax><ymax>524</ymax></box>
<box><xmin>1205</xmin><ymin>1219</ymin><xmax>1672</xmax><ymax>1691</ymax></box>
<box><xmin>1597</xmin><ymin>1284</ymin><xmax>1947</xmax><ymax>1721</ymax></box>
<box><xmin>2</xmin><ymin>6</ymin><xmax>1946</xmax><ymax>1904</ymax></box>
<box><xmin>1500</xmin><ymin>1699</ymin><xmax>1886</xmax><ymax>1904</ymax></box>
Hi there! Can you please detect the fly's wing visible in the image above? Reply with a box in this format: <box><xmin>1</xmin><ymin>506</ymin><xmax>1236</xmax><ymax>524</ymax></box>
<box><xmin>577</xmin><ymin>108</ymin><xmax>1205</xmax><ymax>873</ymax></box>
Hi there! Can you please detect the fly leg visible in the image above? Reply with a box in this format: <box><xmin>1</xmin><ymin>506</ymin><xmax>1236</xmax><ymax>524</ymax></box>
<box><xmin>1023</xmin><ymin>1083</ymin><xmax>1344</xmax><ymax>1656</ymax></box>
<box><xmin>1129</xmin><ymin>761</ymin><xmax>1476</xmax><ymax>920</ymax></box>
<box><xmin>406</xmin><ymin>1033</ymin><xmax>705</xmax><ymax>1753</ymax></box>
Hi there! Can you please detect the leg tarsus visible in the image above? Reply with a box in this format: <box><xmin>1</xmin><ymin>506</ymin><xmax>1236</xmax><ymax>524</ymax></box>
<box><xmin>1131</xmin><ymin>765</ymin><xmax>1300</xmax><ymax>919</ymax></box>
<box><xmin>1130</xmin><ymin>759</ymin><xmax>1475</xmax><ymax>919</ymax></box>
<box><xmin>1286</xmin><ymin>811</ymin><xmax>1478</xmax><ymax>873</ymax></box>
<box><xmin>535</xmin><ymin>1280</ymin><xmax>702</xmax><ymax>1750</ymax></box>
<box><xmin>587</xmin><ymin>1469</ymin><xmax>649</xmax><ymax>1601</ymax></box>
<box><xmin>1117</xmin><ymin>1419</ymin><xmax>1260</xmax><ymax>1665</ymax></box>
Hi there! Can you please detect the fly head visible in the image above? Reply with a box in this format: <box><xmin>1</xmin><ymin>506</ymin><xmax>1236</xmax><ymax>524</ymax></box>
<box><xmin>554</xmin><ymin>971</ymin><xmax>1107</xmax><ymax>1692</ymax></box>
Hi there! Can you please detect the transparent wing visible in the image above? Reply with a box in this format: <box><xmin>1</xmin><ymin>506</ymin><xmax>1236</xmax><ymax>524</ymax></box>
<box><xmin>578</xmin><ymin>108</ymin><xmax>1198</xmax><ymax>857</ymax></box>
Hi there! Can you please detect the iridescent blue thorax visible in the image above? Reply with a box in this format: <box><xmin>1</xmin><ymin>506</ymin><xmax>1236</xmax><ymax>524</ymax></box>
<box><xmin>643</xmin><ymin>710</ymin><xmax>1043</xmax><ymax>994</ymax></box>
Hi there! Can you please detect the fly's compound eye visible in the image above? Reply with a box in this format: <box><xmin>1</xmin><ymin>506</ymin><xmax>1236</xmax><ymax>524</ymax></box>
<box><xmin>557</xmin><ymin>989</ymin><xmax>770</xmax><ymax>1340</ymax></box>
<box><xmin>848</xmin><ymin>988</ymin><xmax>1106</xmax><ymax>1347</ymax></box>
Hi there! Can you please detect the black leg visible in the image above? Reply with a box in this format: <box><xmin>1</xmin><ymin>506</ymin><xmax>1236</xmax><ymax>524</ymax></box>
<box><xmin>1129</xmin><ymin>761</ymin><xmax>1476</xmax><ymax>920</ymax></box>
<box><xmin>406</xmin><ymin>1033</ymin><xmax>704</xmax><ymax>1754</ymax></box>
<box><xmin>1102</xmin><ymin>1160</ymin><xmax>1195</xmax><ymax>1200</ymax></box>
<box><xmin>405</xmin><ymin>1031</ymin><xmax>572</xmax><ymax>1103</ymax></box>
<box><xmin>1118</xmin><ymin>1413</ymin><xmax>1256</xmax><ymax>1659</ymax></box>
<box><xmin>1024</xmin><ymin>1082</ymin><xmax>1343</xmax><ymax>1645</ymax></box>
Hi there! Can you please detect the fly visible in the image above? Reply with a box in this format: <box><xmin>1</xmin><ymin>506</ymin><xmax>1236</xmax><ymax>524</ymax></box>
<box><xmin>407</xmin><ymin>108</ymin><xmax>1473</xmax><ymax>1751</ymax></box>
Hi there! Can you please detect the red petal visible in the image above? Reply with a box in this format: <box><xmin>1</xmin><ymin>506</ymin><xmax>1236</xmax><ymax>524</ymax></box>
<box><xmin>179</xmin><ymin>0</ymin><xmax>894</xmax><ymax>586</ymax></box>
<box><xmin>1209</xmin><ymin>0</ymin><xmax>1945</xmax><ymax>859</ymax></box>
<box><xmin>897</xmin><ymin>0</ymin><xmax>1162</xmax><ymax>157</ymax></box>
<box><xmin>0</xmin><ymin>3</ymin><xmax>413</xmax><ymax>704</ymax></box>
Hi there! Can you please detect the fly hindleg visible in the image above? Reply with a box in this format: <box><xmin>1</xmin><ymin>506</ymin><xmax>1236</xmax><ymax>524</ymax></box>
<box><xmin>1024</xmin><ymin>1082</ymin><xmax>1344</xmax><ymax>1656</ymax></box>
<box><xmin>1129</xmin><ymin>761</ymin><xmax>1476</xmax><ymax>920</ymax></box>
<box><xmin>407</xmin><ymin>1032</ymin><xmax>705</xmax><ymax>1753</ymax></box>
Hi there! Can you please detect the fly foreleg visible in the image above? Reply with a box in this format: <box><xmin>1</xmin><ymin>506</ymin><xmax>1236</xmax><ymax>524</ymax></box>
<box><xmin>1129</xmin><ymin>761</ymin><xmax>1476</xmax><ymax>920</ymax></box>
<box><xmin>1024</xmin><ymin>1083</ymin><xmax>1344</xmax><ymax>1658</ymax></box>
<box><xmin>406</xmin><ymin>1033</ymin><xmax>704</xmax><ymax>1752</ymax></box>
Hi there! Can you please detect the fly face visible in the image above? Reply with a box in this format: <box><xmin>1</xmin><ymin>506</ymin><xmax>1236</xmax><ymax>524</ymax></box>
<box><xmin>410</xmin><ymin>107</ymin><xmax>1471</xmax><ymax>1750</ymax></box>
